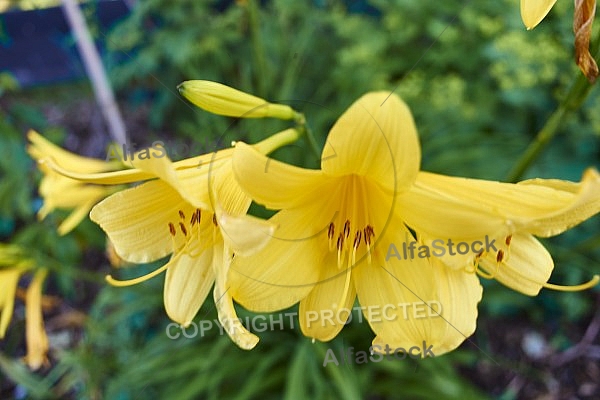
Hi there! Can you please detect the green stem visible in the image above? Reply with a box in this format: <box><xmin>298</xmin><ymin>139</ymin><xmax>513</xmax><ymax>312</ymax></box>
<box><xmin>247</xmin><ymin>0</ymin><xmax>268</xmax><ymax>98</ymax></box>
<box><xmin>303</xmin><ymin>122</ymin><xmax>322</xmax><ymax>163</ymax></box>
<box><xmin>505</xmin><ymin>30</ymin><xmax>600</xmax><ymax>183</ymax></box>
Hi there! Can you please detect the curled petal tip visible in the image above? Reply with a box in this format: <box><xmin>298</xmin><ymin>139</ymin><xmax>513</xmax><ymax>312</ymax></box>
<box><xmin>520</xmin><ymin>0</ymin><xmax>557</xmax><ymax>29</ymax></box>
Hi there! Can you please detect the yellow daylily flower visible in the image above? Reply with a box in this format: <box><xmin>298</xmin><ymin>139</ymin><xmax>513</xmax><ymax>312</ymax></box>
<box><xmin>27</xmin><ymin>130</ymin><xmax>125</xmax><ymax>234</ymax></box>
<box><xmin>521</xmin><ymin>0</ymin><xmax>557</xmax><ymax>29</ymax></box>
<box><xmin>0</xmin><ymin>245</ymin><xmax>49</xmax><ymax>370</ymax></box>
<box><xmin>229</xmin><ymin>91</ymin><xmax>600</xmax><ymax>356</ymax></box>
<box><xmin>76</xmin><ymin>129</ymin><xmax>298</xmax><ymax>349</ymax></box>
<box><xmin>229</xmin><ymin>91</ymin><xmax>483</xmax><ymax>355</ymax></box>
<box><xmin>392</xmin><ymin>168</ymin><xmax>600</xmax><ymax>343</ymax></box>
<box><xmin>178</xmin><ymin>80</ymin><xmax>299</xmax><ymax>120</ymax></box>
<box><xmin>403</xmin><ymin>169</ymin><xmax>600</xmax><ymax>296</ymax></box>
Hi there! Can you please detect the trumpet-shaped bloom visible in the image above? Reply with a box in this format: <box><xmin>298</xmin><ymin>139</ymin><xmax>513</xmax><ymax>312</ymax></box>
<box><xmin>521</xmin><ymin>0</ymin><xmax>557</xmax><ymax>29</ymax></box>
<box><xmin>27</xmin><ymin>130</ymin><xmax>125</xmax><ymax>235</ymax></box>
<box><xmin>403</xmin><ymin>169</ymin><xmax>600</xmax><ymax>295</ymax></box>
<box><xmin>229</xmin><ymin>91</ymin><xmax>600</xmax><ymax>356</ymax></box>
<box><xmin>0</xmin><ymin>245</ymin><xmax>49</xmax><ymax>370</ymax></box>
<box><xmin>55</xmin><ymin>129</ymin><xmax>298</xmax><ymax>349</ymax></box>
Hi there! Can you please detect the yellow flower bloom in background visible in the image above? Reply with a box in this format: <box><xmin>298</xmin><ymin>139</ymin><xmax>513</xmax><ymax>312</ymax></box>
<box><xmin>0</xmin><ymin>245</ymin><xmax>49</xmax><ymax>370</ymax></box>
<box><xmin>56</xmin><ymin>129</ymin><xmax>298</xmax><ymax>349</ymax></box>
<box><xmin>27</xmin><ymin>130</ymin><xmax>125</xmax><ymax>235</ymax></box>
<box><xmin>23</xmin><ymin>269</ymin><xmax>49</xmax><ymax>370</ymax></box>
<box><xmin>521</xmin><ymin>0</ymin><xmax>557</xmax><ymax>29</ymax></box>
<box><xmin>178</xmin><ymin>80</ymin><xmax>299</xmax><ymax>120</ymax></box>
<box><xmin>0</xmin><ymin>267</ymin><xmax>22</xmax><ymax>338</ymax></box>
<box><xmin>229</xmin><ymin>91</ymin><xmax>600</xmax><ymax>356</ymax></box>
<box><xmin>0</xmin><ymin>266</ymin><xmax>24</xmax><ymax>339</ymax></box>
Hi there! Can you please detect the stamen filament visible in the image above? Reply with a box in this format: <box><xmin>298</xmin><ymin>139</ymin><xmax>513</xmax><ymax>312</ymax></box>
<box><xmin>337</xmin><ymin>249</ymin><xmax>345</xmax><ymax>269</ymax></box>
<box><xmin>105</xmin><ymin>263</ymin><xmax>170</xmax><ymax>287</ymax></box>
<box><xmin>466</xmin><ymin>251</ymin><xmax>484</xmax><ymax>274</ymax></box>
<box><xmin>475</xmin><ymin>267</ymin><xmax>494</xmax><ymax>280</ymax></box>
<box><xmin>328</xmin><ymin>223</ymin><xmax>335</xmax><ymax>252</ymax></box>
<box><xmin>543</xmin><ymin>275</ymin><xmax>600</xmax><ymax>292</ymax></box>
<box><xmin>464</xmin><ymin>263</ymin><xmax>477</xmax><ymax>274</ymax></box>
<box><xmin>338</xmin><ymin>261</ymin><xmax>352</xmax><ymax>313</ymax></box>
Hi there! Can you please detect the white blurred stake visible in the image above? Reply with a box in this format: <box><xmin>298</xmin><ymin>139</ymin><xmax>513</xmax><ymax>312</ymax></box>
<box><xmin>61</xmin><ymin>0</ymin><xmax>127</xmax><ymax>145</ymax></box>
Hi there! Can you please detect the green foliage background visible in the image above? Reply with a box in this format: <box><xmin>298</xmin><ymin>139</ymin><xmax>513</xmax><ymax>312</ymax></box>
<box><xmin>1</xmin><ymin>0</ymin><xmax>599</xmax><ymax>399</ymax></box>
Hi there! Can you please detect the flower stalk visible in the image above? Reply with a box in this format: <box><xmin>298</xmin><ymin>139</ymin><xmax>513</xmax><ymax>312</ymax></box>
<box><xmin>506</xmin><ymin>27</ymin><xmax>600</xmax><ymax>182</ymax></box>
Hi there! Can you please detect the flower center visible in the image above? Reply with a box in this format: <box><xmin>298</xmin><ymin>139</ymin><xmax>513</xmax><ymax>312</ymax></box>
<box><xmin>324</xmin><ymin>175</ymin><xmax>381</xmax><ymax>269</ymax></box>
<box><xmin>105</xmin><ymin>206</ymin><xmax>217</xmax><ymax>288</ymax></box>
<box><xmin>327</xmin><ymin>220</ymin><xmax>375</xmax><ymax>268</ymax></box>
<box><xmin>167</xmin><ymin>207</ymin><xmax>218</xmax><ymax>255</ymax></box>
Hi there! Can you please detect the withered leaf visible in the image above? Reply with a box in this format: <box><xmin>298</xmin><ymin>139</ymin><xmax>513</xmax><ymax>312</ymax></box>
<box><xmin>574</xmin><ymin>0</ymin><xmax>599</xmax><ymax>83</ymax></box>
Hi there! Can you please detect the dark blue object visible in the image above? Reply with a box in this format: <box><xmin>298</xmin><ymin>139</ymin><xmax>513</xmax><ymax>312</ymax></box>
<box><xmin>0</xmin><ymin>0</ymin><xmax>130</xmax><ymax>87</ymax></box>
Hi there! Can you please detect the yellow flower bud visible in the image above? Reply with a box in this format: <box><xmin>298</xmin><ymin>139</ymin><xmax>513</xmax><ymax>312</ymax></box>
<box><xmin>178</xmin><ymin>80</ymin><xmax>297</xmax><ymax>120</ymax></box>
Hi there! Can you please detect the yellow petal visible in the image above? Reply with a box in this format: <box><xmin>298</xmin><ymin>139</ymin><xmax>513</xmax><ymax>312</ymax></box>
<box><xmin>27</xmin><ymin>130</ymin><xmax>120</xmax><ymax>172</ymax></box>
<box><xmin>229</xmin><ymin>208</ymin><xmax>326</xmax><ymax>312</ymax></box>
<box><xmin>321</xmin><ymin>91</ymin><xmax>420</xmax><ymax>193</ymax></box>
<box><xmin>401</xmin><ymin>169</ymin><xmax>600</xmax><ymax>239</ymax></box>
<box><xmin>518</xmin><ymin>168</ymin><xmax>600</xmax><ymax>237</ymax></box>
<box><xmin>398</xmin><ymin>174</ymin><xmax>512</xmax><ymax>239</ymax></box>
<box><xmin>39</xmin><ymin>176</ymin><xmax>109</xmax><ymax>209</ymax></box>
<box><xmin>40</xmin><ymin>157</ymin><xmax>154</xmax><ymax>185</ymax></box>
<box><xmin>0</xmin><ymin>269</ymin><xmax>21</xmax><ymax>338</ymax></box>
<box><xmin>90</xmin><ymin>180</ymin><xmax>191</xmax><ymax>263</ymax></box>
<box><xmin>57</xmin><ymin>199</ymin><xmax>99</xmax><ymax>235</ymax></box>
<box><xmin>40</xmin><ymin>128</ymin><xmax>297</xmax><ymax>188</ymax></box>
<box><xmin>353</xmin><ymin>223</ymin><xmax>437</xmax><ymax>336</ymax></box>
<box><xmin>178</xmin><ymin>80</ymin><xmax>297</xmax><ymax>120</ymax></box>
<box><xmin>372</xmin><ymin>258</ymin><xmax>482</xmax><ymax>357</ymax></box>
<box><xmin>210</xmin><ymin>160</ymin><xmax>251</xmax><ymax>216</ymax></box>
<box><xmin>106</xmin><ymin>239</ymin><xmax>129</xmax><ymax>268</ymax></box>
<box><xmin>356</xmin><ymin>219</ymin><xmax>482</xmax><ymax>355</ymax></box>
<box><xmin>34</xmin><ymin>167</ymin><xmax>121</xmax><ymax>234</ymax></box>
<box><xmin>218</xmin><ymin>211</ymin><xmax>276</xmax><ymax>256</ymax></box>
<box><xmin>23</xmin><ymin>269</ymin><xmax>49</xmax><ymax>370</ymax></box>
<box><xmin>479</xmin><ymin>233</ymin><xmax>553</xmax><ymax>296</ymax></box>
<box><xmin>299</xmin><ymin>251</ymin><xmax>357</xmax><ymax>342</ymax></box>
<box><xmin>424</xmin><ymin>259</ymin><xmax>482</xmax><ymax>355</ymax></box>
<box><xmin>164</xmin><ymin>243</ymin><xmax>215</xmax><ymax>327</ymax></box>
<box><xmin>130</xmin><ymin>150</ymin><xmax>213</xmax><ymax>210</ymax></box>
<box><xmin>213</xmin><ymin>244</ymin><xmax>259</xmax><ymax>350</ymax></box>
<box><xmin>232</xmin><ymin>142</ymin><xmax>330</xmax><ymax>209</ymax></box>
<box><xmin>521</xmin><ymin>0</ymin><xmax>557</xmax><ymax>29</ymax></box>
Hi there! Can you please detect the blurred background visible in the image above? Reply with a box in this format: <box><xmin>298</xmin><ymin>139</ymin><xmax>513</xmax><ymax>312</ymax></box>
<box><xmin>0</xmin><ymin>0</ymin><xmax>599</xmax><ymax>398</ymax></box>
